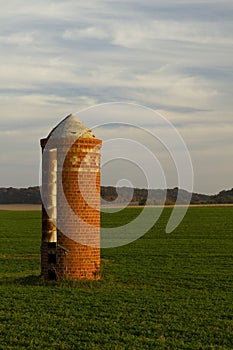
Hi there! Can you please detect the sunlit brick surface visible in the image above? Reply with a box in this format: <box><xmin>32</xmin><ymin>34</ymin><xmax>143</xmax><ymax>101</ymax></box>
<box><xmin>56</xmin><ymin>138</ymin><xmax>101</xmax><ymax>280</ymax></box>
<box><xmin>40</xmin><ymin>116</ymin><xmax>102</xmax><ymax>281</ymax></box>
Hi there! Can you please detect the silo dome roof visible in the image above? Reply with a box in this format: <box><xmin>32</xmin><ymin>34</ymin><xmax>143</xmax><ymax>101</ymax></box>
<box><xmin>47</xmin><ymin>114</ymin><xmax>94</xmax><ymax>139</ymax></box>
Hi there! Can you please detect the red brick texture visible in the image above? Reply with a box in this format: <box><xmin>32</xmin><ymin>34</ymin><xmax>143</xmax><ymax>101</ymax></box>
<box><xmin>40</xmin><ymin>137</ymin><xmax>102</xmax><ymax>281</ymax></box>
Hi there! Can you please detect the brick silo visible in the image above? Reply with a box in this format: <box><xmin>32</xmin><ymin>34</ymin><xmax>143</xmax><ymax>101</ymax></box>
<box><xmin>40</xmin><ymin>114</ymin><xmax>102</xmax><ymax>280</ymax></box>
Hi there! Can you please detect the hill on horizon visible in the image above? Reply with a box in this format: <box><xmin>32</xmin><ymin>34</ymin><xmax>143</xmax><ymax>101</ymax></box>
<box><xmin>0</xmin><ymin>186</ymin><xmax>233</xmax><ymax>206</ymax></box>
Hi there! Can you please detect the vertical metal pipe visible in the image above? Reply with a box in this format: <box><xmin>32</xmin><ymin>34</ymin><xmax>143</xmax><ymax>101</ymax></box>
<box><xmin>41</xmin><ymin>148</ymin><xmax>57</xmax><ymax>242</ymax></box>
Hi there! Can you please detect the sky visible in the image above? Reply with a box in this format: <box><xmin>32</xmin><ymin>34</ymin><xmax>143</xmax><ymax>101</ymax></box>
<box><xmin>0</xmin><ymin>0</ymin><xmax>232</xmax><ymax>194</ymax></box>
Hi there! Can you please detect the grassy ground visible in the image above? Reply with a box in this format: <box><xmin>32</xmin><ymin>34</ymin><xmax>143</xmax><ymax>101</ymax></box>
<box><xmin>0</xmin><ymin>207</ymin><xmax>233</xmax><ymax>349</ymax></box>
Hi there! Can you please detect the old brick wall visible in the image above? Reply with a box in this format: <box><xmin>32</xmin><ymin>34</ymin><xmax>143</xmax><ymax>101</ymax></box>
<box><xmin>40</xmin><ymin>136</ymin><xmax>102</xmax><ymax>280</ymax></box>
<box><xmin>56</xmin><ymin>137</ymin><xmax>101</xmax><ymax>280</ymax></box>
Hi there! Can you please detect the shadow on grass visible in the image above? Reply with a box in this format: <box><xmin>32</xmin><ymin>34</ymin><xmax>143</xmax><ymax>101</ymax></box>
<box><xmin>0</xmin><ymin>273</ymin><xmax>106</xmax><ymax>289</ymax></box>
<box><xmin>15</xmin><ymin>274</ymin><xmax>47</xmax><ymax>286</ymax></box>
<box><xmin>0</xmin><ymin>259</ymin><xmax>115</xmax><ymax>289</ymax></box>
<box><xmin>0</xmin><ymin>274</ymin><xmax>45</xmax><ymax>287</ymax></box>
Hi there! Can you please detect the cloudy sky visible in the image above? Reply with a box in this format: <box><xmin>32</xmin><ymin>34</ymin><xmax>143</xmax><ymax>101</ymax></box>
<box><xmin>0</xmin><ymin>0</ymin><xmax>232</xmax><ymax>194</ymax></box>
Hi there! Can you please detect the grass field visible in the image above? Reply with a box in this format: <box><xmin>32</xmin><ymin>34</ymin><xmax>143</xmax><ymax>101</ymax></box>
<box><xmin>0</xmin><ymin>207</ymin><xmax>233</xmax><ymax>349</ymax></box>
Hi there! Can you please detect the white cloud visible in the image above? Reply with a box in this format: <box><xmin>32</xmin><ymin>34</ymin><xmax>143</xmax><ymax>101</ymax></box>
<box><xmin>112</xmin><ymin>20</ymin><xmax>233</xmax><ymax>48</ymax></box>
<box><xmin>63</xmin><ymin>27</ymin><xmax>109</xmax><ymax>41</ymax></box>
<box><xmin>0</xmin><ymin>32</ymin><xmax>37</xmax><ymax>45</ymax></box>
<box><xmin>132</xmin><ymin>69</ymin><xmax>219</xmax><ymax>109</ymax></box>
<box><xmin>0</xmin><ymin>94</ymin><xmax>98</xmax><ymax>130</ymax></box>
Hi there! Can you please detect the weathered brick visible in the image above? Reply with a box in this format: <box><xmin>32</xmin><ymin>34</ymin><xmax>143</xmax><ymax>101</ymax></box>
<box><xmin>40</xmin><ymin>116</ymin><xmax>102</xmax><ymax>281</ymax></box>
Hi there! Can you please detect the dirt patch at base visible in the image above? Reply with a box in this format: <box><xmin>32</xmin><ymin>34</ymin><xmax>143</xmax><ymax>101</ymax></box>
<box><xmin>0</xmin><ymin>204</ymin><xmax>42</xmax><ymax>211</ymax></box>
<box><xmin>0</xmin><ymin>204</ymin><xmax>233</xmax><ymax>211</ymax></box>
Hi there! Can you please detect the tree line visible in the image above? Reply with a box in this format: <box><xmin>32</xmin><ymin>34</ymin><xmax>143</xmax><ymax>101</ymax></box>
<box><xmin>0</xmin><ymin>186</ymin><xmax>233</xmax><ymax>205</ymax></box>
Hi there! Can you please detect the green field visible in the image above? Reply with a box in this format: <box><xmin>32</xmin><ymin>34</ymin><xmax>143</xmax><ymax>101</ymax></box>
<box><xmin>0</xmin><ymin>207</ymin><xmax>233</xmax><ymax>349</ymax></box>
